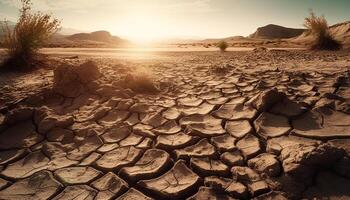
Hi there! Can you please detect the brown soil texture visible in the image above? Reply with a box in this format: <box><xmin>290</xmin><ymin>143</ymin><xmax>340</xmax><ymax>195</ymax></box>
<box><xmin>0</xmin><ymin>49</ymin><xmax>350</xmax><ymax>200</ymax></box>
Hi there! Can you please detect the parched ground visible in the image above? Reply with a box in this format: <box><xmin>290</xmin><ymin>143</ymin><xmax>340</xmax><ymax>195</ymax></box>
<box><xmin>0</xmin><ymin>49</ymin><xmax>350</xmax><ymax>200</ymax></box>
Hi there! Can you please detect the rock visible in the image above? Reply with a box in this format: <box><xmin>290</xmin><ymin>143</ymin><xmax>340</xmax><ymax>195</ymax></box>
<box><xmin>179</xmin><ymin>102</ymin><xmax>215</xmax><ymax>116</ymax></box>
<box><xmin>79</xmin><ymin>152</ymin><xmax>101</xmax><ymax>166</ymax></box>
<box><xmin>220</xmin><ymin>150</ymin><xmax>244</xmax><ymax>167</ymax></box>
<box><xmin>52</xmin><ymin>185</ymin><xmax>98</xmax><ymax>200</ymax></box>
<box><xmin>226</xmin><ymin>181</ymin><xmax>249</xmax><ymax>199</ymax></box>
<box><xmin>99</xmin><ymin>109</ymin><xmax>129</xmax><ymax>127</ymax></box>
<box><xmin>175</xmin><ymin>138</ymin><xmax>216</xmax><ymax>159</ymax></box>
<box><xmin>188</xmin><ymin>186</ymin><xmax>235</xmax><ymax>200</ymax></box>
<box><xmin>0</xmin><ymin>149</ymin><xmax>28</xmax><ymax>165</ymax></box>
<box><xmin>236</xmin><ymin>134</ymin><xmax>262</xmax><ymax>159</ymax></box>
<box><xmin>178</xmin><ymin>96</ymin><xmax>203</xmax><ymax>107</ymax></box>
<box><xmin>96</xmin><ymin>146</ymin><xmax>142</xmax><ymax>171</ymax></box>
<box><xmin>213</xmin><ymin>103</ymin><xmax>257</xmax><ymax>121</ymax></box>
<box><xmin>102</xmin><ymin>123</ymin><xmax>131</xmax><ymax>143</ymax></box>
<box><xmin>333</xmin><ymin>157</ymin><xmax>350</xmax><ymax>178</ymax></box>
<box><xmin>266</xmin><ymin>135</ymin><xmax>320</xmax><ymax>155</ymax></box>
<box><xmin>248</xmin><ymin>153</ymin><xmax>281</xmax><ymax>177</ymax></box>
<box><xmin>34</xmin><ymin>107</ymin><xmax>74</xmax><ymax>134</ymax></box>
<box><xmin>329</xmin><ymin>139</ymin><xmax>350</xmax><ymax>156</ymax></box>
<box><xmin>138</xmin><ymin>160</ymin><xmax>201</xmax><ymax>199</ymax></box>
<box><xmin>279</xmin><ymin>141</ymin><xmax>343</xmax><ymax>178</ymax></box>
<box><xmin>190</xmin><ymin>157</ymin><xmax>230</xmax><ymax>176</ymax></box>
<box><xmin>292</xmin><ymin>107</ymin><xmax>350</xmax><ymax>139</ymax></box>
<box><xmin>226</xmin><ymin>120</ymin><xmax>253</xmax><ymax>138</ymax></box>
<box><xmin>0</xmin><ymin>121</ymin><xmax>43</xmax><ymax>150</ymax></box>
<box><xmin>0</xmin><ymin>171</ymin><xmax>62</xmax><ymax>200</ymax></box>
<box><xmin>53</xmin><ymin>61</ymin><xmax>100</xmax><ymax>97</ymax></box>
<box><xmin>119</xmin><ymin>149</ymin><xmax>171</xmax><ymax>182</ymax></box>
<box><xmin>155</xmin><ymin>132</ymin><xmax>199</xmax><ymax>150</ymax></box>
<box><xmin>231</xmin><ymin>166</ymin><xmax>270</xmax><ymax>197</ymax></box>
<box><xmin>91</xmin><ymin>172</ymin><xmax>129</xmax><ymax>200</ymax></box>
<box><xmin>246</xmin><ymin>88</ymin><xmax>284</xmax><ymax>112</ymax></box>
<box><xmin>162</xmin><ymin>108</ymin><xmax>181</xmax><ymax>120</ymax></box>
<box><xmin>1</xmin><ymin>151</ymin><xmax>49</xmax><ymax>179</ymax></box>
<box><xmin>254</xmin><ymin>112</ymin><xmax>291</xmax><ymax>139</ymax></box>
<box><xmin>119</xmin><ymin>133</ymin><xmax>144</xmax><ymax>146</ymax></box>
<box><xmin>180</xmin><ymin>114</ymin><xmax>225</xmax><ymax>137</ymax></box>
<box><xmin>0</xmin><ymin>177</ymin><xmax>10</xmax><ymax>190</ymax></box>
<box><xmin>211</xmin><ymin>134</ymin><xmax>237</xmax><ymax>152</ymax></box>
<box><xmin>46</xmin><ymin>127</ymin><xmax>74</xmax><ymax>142</ymax></box>
<box><xmin>117</xmin><ymin>188</ymin><xmax>153</xmax><ymax>200</ymax></box>
<box><xmin>3</xmin><ymin>106</ymin><xmax>34</xmax><ymax>125</ymax></box>
<box><xmin>204</xmin><ymin>176</ymin><xmax>249</xmax><ymax>199</ymax></box>
<box><xmin>269</xmin><ymin>97</ymin><xmax>305</xmax><ymax>117</ymax></box>
<box><xmin>67</xmin><ymin>133</ymin><xmax>103</xmax><ymax>161</ymax></box>
<box><xmin>154</xmin><ymin>120</ymin><xmax>181</xmax><ymax>135</ymax></box>
<box><xmin>254</xmin><ymin>191</ymin><xmax>288</xmax><ymax>200</ymax></box>
<box><xmin>54</xmin><ymin>166</ymin><xmax>102</xmax><ymax>185</ymax></box>
<box><xmin>302</xmin><ymin>171</ymin><xmax>350</xmax><ymax>200</ymax></box>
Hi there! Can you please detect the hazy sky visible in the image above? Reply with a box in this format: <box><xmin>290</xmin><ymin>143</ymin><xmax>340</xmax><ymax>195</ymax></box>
<box><xmin>1</xmin><ymin>0</ymin><xmax>350</xmax><ymax>42</ymax></box>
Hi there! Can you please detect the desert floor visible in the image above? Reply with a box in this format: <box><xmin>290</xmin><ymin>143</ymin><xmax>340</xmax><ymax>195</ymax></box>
<box><xmin>0</xmin><ymin>48</ymin><xmax>350</xmax><ymax>200</ymax></box>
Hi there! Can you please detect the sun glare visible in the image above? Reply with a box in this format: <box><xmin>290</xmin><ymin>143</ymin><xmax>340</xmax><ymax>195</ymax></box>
<box><xmin>116</xmin><ymin>12</ymin><xmax>172</xmax><ymax>45</ymax></box>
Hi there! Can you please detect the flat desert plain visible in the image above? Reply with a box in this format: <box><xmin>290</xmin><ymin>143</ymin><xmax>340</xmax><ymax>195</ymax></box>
<box><xmin>0</xmin><ymin>48</ymin><xmax>350</xmax><ymax>200</ymax></box>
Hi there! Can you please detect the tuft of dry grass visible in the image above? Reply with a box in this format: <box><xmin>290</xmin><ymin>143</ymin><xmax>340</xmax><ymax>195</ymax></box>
<box><xmin>304</xmin><ymin>10</ymin><xmax>341</xmax><ymax>51</ymax></box>
<box><xmin>1</xmin><ymin>0</ymin><xmax>60</xmax><ymax>71</ymax></box>
<box><xmin>217</xmin><ymin>41</ymin><xmax>228</xmax><ymax>52</ymax></box>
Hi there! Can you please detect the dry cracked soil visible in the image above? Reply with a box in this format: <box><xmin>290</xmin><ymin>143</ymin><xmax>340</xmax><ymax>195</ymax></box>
<box><xmin>0</xmin><ymin>49</ymin><xmax>350</xmax><ymax>200</ymax></box>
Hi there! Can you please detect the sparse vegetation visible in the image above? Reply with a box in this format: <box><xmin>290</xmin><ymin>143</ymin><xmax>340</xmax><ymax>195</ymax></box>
<box><xmin>304</xmin><ymin>10</ymin><xmax>341</xmax><ymax>50</ymax></box>
<box><xmin>217</xmin><ymin>41</ymin><xmax>228</xmax><ymax>52</ymax></box>
<box><xmin>1</xmin><ymin>0</ymin><xmax>60</xmax><ymax>71</ymax></box>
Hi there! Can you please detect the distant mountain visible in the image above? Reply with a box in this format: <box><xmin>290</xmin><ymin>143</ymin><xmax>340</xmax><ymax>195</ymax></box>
<box><xmin>66</xmin><ymin>31</ymin><xmax>128</xmax><ymax>45</ymax></box>
<box><xmin>249</xmin><ymin>24</ymin><xmax>305</xmax><ymax>39</ymax></box>
<box><xmin>59</xmin><ymin>27</ymin><xmax>85</xmax><ymax>35</ymax></box>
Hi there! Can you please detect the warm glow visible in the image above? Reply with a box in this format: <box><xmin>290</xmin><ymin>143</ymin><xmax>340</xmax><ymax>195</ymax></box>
<box><xmin>115</xmin><ymin>11</ymin><xmax>174</xmax><ymax>45</ymax></box>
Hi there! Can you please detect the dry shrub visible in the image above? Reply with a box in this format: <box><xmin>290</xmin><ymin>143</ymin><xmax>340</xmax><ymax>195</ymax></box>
<box><xmin>217</xmin><ymin>41</ymin><xmax>228</xmax><ymax>52</ymax></box>
<box><xmin>1</xmin><ymin>0</ymin><xmax>60</xmax><ymax>71</ymax></box>
<box><xmin>304</xmin><ymin>10</ymin><xmax>341</xmax><ymax>50</ymax></box>
<box><xmin>122</xmin><ymin>72</ymin><xmax>160</xmax><ymax>94</ymax></box>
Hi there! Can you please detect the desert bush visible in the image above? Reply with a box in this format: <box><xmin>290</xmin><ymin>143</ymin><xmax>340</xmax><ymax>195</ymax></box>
<box><xmin>217</xmin><ymin>41</ymin><xmax>228</xmax><ymax>52</ymax></box>
<box><xmin>304</xmin><ymin>10</ymin><xmax>341</xmax><ymax>50</ymax></box>
<box><xmin>1</xmin><ymin>0</ymin><xmax>60</xmax><ymax>70</ymax></box>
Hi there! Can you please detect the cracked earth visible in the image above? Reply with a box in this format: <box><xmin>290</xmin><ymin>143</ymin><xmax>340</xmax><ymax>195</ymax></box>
<box><xmin>0</xmin><ymin>49</ymin><xmax>350</xmax><ymax>199</ymax></box>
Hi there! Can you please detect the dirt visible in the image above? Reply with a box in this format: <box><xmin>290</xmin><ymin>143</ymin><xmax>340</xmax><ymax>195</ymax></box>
<box><xmin>0</xmin><ymin>49</ymin><xmax>350</xmax><ymax>199</ymax></box>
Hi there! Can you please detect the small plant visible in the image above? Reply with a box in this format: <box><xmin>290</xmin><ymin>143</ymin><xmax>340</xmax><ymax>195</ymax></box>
<box><xmin>1</xmin><ymin>0</ymin><xmax>61</xmax><ymax>70</ymax></box>
<box><xmin>217</xmin><ymin>41</ymin><xmax>228</xmax><ymax>52</ymax></box>
<box><xmin>303</xmin><ymin>10</ymin><xmax>341</xmax><ymax>50</ymax></box>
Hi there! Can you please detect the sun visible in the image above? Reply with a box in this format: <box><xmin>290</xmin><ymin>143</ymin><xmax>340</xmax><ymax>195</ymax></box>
<box><xmin>115</xmin><ymin>12</ymin><xmax>171</xmax><ymax>45</ymax></box>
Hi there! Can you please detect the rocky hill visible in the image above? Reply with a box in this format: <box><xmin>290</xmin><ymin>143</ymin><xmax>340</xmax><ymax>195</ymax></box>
<box><xmin>249</xmin><ymin>24</ymin><xmax>305</xmax><ymax>39</ymax></box>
